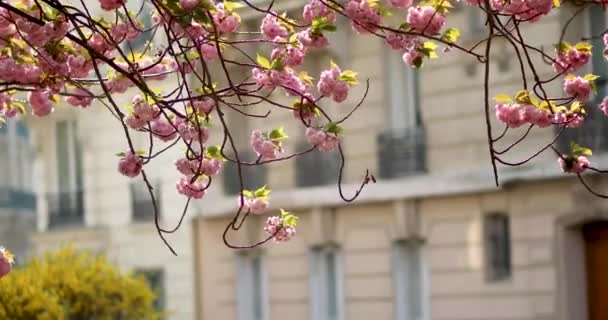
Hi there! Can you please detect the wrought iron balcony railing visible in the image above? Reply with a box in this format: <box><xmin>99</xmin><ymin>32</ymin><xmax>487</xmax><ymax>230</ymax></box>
<box><xmin>47</xmin><ymin>190</ymin><xmax>84</xmax><ymax>229</ymax></box>
<box><xmin>377</xmin><ymin>127</ymin><xmax>427</xmax><ymax>179</ymax></box>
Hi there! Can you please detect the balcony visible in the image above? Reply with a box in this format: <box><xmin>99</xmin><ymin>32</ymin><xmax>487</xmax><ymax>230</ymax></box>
<box><xmin>0</xmin><ymin>188</ymin><xmax>36</xmax><ymax>210</ymax></box>
<box><xmin>377</xmin><ymin>127</ymin><xmax>426</xmax><ymax>179</ymax></box>
<box><xmin>295</xmin><ymin>143</ymin><xmax>340</xmax><ymax>187</ymax></box>
<box><xmin>131</xmin><ymin>182</ymin><xmax>161</xmax><ymax>222</ymax></box>
<box><xmin>47</xmin><ymin>191</ymin><xmax>84</xmax><ymax>229</ymax></box>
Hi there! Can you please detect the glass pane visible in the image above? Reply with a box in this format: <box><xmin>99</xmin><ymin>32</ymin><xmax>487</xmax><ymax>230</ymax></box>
<box><xmin>56</xmin><ymin>121</ymin><xmax>71</xmax><ymax>192</ymax></box>
<box><xmin>327</xmin><ymin>252</ymin><xmax>338</xmax><ymax>320</ymax></box>
<box><xmin>252</xmin><ymin>256</ymin><xmax>264</xmax><ymax>320</ymax></box>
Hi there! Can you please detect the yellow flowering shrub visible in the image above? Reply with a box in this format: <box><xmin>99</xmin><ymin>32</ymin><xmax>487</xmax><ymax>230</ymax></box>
<box><xmin>0</xmin><ymin>247</ymin><xmax>162</xmax><ymax>320</ymax></box>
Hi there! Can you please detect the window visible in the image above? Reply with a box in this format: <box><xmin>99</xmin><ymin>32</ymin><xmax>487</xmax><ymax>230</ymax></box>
<box><xmin>135</xmin><ymin>269</ymin><xmax>165</xmax><ymax>313</ymax></box>
<box><xmin>49</xmin><ymin>120</ymin><xmax>84</xmax><ymax>227</ymax></box>
<box><xmin>310</xmin><ymin>245</ymin><xmax>343</xmax><ymax>320</ymax></box>
<box><xmin>392</xmin><ymin>239</ymin><xmax>427</xmax><ymax>320</ymax></box>
<box><xmin>130</xmin><ymin>181</ymin><xmax>161</xmax><ymax>222</ymax></box>
<box><xmin>122</xmin><ymin>0</ymin><xmax>155</xmax><ymax>52</ymax></box>
<box><xmin>483</xmin><ymin>213</ymin><xmax>512</xmax><ymax>281</ymax></box>
<box><xmin>557</xmin><ymin>10</ymin><xmax>608</xmax><ymax>152</ymax></box>
<box><xmin>378</xmin><ymin>48</ymin><xmax>425</xmax><ymax>178</ymax></box>
<box><xmin>236</xmin><ymin>251</ymin><xmax>268</xmax><ymax>320</ymax></box>
<box><xmin>295</xmin><ymin>141</ymin><xmax>340</xmax><ymax>187</ymax></box>
<box><xmin>385</xmin><ymin>48</ymin><xmax>420</xmax><ymax>132</ymax></box>
<box><xmin>223</xmin><ymin>150</ymin><xmax>267</xmax><ymax>196</ymax></box>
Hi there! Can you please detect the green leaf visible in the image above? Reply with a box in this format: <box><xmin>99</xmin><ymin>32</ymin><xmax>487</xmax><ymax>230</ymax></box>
<box><xmin>322</xmin><ymin>24</ymin><xmax>337</xmax><ymax>32</ymax></box>
<box><xmin>253</xmin><ymin>185</ymin><xmax>271</xmax><ymax>199</ymax></box>
<box><xmin>584</xmin><ymin>74</ymin><xmax>600</xmax><ymax>82</ymax></box>
<box><xmin>514</xmin><ymin>90</ymin><xmax>532</xmax><ymax>105</ymax></box>
<box><xmin>413</xmin><ymin>56</ymin><xmax>423</xmax><ymax>69</ymax></box>
<box><xmin>338</xmin><ymin>70</ymin><xmax>358</xmax><ymax>85</ymax></box>
<box><xmin>280</xmin><ymin>209</ymin><xmax>298</xmax><ymax>227</ymax></box>
<box><xmin>10</xmin><ymin>101</ymin><xmax>25</xmax><ymax>114</ymax></box>
<box><xmin>553</xmin><ymin>0</ymin><xmax>560</xmax><ymax>7</ymax></box>
<box><xmin>574</xmin><ymin>41</ymin><xmax>592</xmax><ymax>53</ymax></box>
<box><xmin>269</xmin><ymin>127</ymin><xmax>288</xmax><ymax>141</ymax></box>
<box><xmin>270</xmin><ymin>57</ymin><xmax>284</xmax><ymax>70</ymax></box>
<box><xmin>571</xmin><ymin>142</ymin><xmax>592</xmax><ymax>156</ymax></box>
<box><xmin>325</xmin><ymin>122</ymin><xmax>343</xmax><ymax>135</ymax></box>
<box><xmin>206</xmin><ymin>145</ymin><xmax>225</xmax><ymax>160</ymax></box>
<box><xmin>241</xmin><ymin>190</ymin><xmax>253</xmax><ymax>198</ymax></box>
<box><xmin>256</xmin><ymin>54</ymin><xmax>271</xmax><ymax>69</ymax></box>
<box><xmin>441</xmin><ymin>28</ymin><xmax>460</xmax><ymax>44</ymax></box>
<box><xmin>115</xmin><ymin>152</ymin><xmax>126</xmax><ymax>157</ymax></box>
<box><xmin>135</xmin><ymin>150</ymin><xmax>146</xmax><ymax>156</ymax></box>
<box><xmin>494</xmin><ymin>94</ymin><xmax>513</xmax><ymax>104</ymax></box>
<box><xmin>223</xmin><ymin>0</ymin><xmax>245</xmax><ymax>11</ymax></box>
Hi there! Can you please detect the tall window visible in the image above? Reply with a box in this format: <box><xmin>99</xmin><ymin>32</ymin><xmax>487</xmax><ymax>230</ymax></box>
<box><xmin>122</xmin><ymin>1</ymin><xmax>155</xmax><ymax>52</ymax></box>
<box><xmin>385</xmin><ymin>48</ymin><xmax>420</xmax><ymax>132</ymax></box>
<box><xmin>130</xmin><ymin>181</ymin><xmax>161</xmax><ymax>222</ymax></box>
<box><xmin>483</xmin><ymin>213</ymin><xmax>512</xmax><ymax>282</ymax></box>
<box><xmin>135</xmin><ymin>268</ymin><xmax>165</xmax><ymax>314</ymax></box>
<box><xmin>236</xmin><ymin>251</ymin><xmax>268</xmax><ymax>320</ymax></box>
<box><xmin>392</xmin><ymin>239</ymin><xmax>427</xmax><ymax>320</ymax></box>
<box><xmin>56</xmin><ymin>120</ymin><xmax>83</xmax><ymax>193</ymax></box>
<box><xmin>0</xmin><ymin>119</ymin><xmax>34</xmax><ymax>209</ymax></box>
<box><xmin>310</xmin><ymin>245</ymin><xmax>343</xmax><ymax>320</ymax></box>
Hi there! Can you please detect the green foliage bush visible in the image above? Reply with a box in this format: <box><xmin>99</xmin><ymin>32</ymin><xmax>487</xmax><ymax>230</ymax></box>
<box><xmin>0</xmin><ymin>247</ymin><xmax>162</xmax><ymax>320</ymax></box>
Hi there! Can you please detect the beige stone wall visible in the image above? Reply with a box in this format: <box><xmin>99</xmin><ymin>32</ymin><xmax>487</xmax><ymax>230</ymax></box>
<box><xmin>194</xmin><ymin>177</ymin><xmax>587</xmax><ymax>320</ymax></box>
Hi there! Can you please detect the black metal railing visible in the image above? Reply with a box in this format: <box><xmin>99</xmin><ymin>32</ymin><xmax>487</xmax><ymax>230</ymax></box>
<box><xmin>130</xmin><ymin>182</ymin><xmax>161</xmax><ymax>222</ymax></box>
<box><xmin>377</xmin><ymin>127</ymin><xmax>426</xmax><ymax>179</ymax></box>
<box><xmin>223</xmin><ymin>151</ymin><xmax>267</xmax><ymax>195</ymax></box>
<box><xmin>295</xmin><ymin>142</ymin><xmax>340</xmax><ymax>187</ymax></box>
<box><xmin>47</xmin><ymin>190</ymin><xmax>84</xmax><ymax>228</ymax></box>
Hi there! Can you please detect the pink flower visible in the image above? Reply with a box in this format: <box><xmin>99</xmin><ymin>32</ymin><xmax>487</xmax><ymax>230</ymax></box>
<box><xmin>251</xmin><ymin>129</ymin><xmax>283</xmax><ymax>160</ymax></box>
<box><xmin>201</xmin><ymin>158</ymin><xmax>222</xmax><ymax>176</ymax></box>
<box><xmin>271</xmin><ymin>45</ymin><xmax>306</xmax><ymax>68</ymax></box>
<box><xmin>99</xmin><ymin>0</ymin><xmax>126</xmax><ymax>11</ymax></box>
<box><xmin>248</xmin><ymin>198</ymin><xmax>270</xmax><ymax>214</ymax></box>
<box><xmin>522</xmin><ymin>104</ymin><xmax>552</xmax><ymax>127</ymax></box>
<box><xmin>559</xmin><ymin>155</ymin><xmax>589</xmax><ymax>174</ymax></box>
<box><xmin>214</xmin><ymin>5</ymin><xmax>240</xmax><ymax>33</ymax></box>
<box><xmin>28</xmin><ymin>91</ymin><xmax>54</xmax><ymax>117</ymax></box>
<box><xmin>261</xmin><ymin>14</ymin><xmax>288</xmax><ymax>40</ymax></box>
<box><xmin>386</xmin><ymin>33</ymin><xmax>417</xmax><ymax>50</ymax></box>
<box><xmin>553</xmin><ymin>47</ymin><xmax>591</xmax><ymax>74</ymax></box>
<box><xmin>390</xmin><ymin>0</ymin><xmax>413</xmax><ymax>8</ymax></box>
<box><xmin>495</xmin><ymin>103</ymin><xmax>526</xmax><ymax>128</ymax></box>
<box><xmin>345</xmin><ymin>0</ymin><xmax>381</xmax><ymax>33</ymax></box>
<box><xmin>180</xmin><ymin>0</ymin><xmax>199</xmax><ymax>11</ymax></box>
<box><xmin>193</xmin><ymin>97</ymin><xmax>215</xmax><ymax>114</ymax></box>
<box><xmin>150</xmin><ymin>117</ymin><xmax>178</xmax><ymax>142</ymax></box>
<box><xmin>297</xmin><ymin>29</ymin><xmax>329</xmax><ymax>49</ymax></box>
<box><xmin>264</xmin><ymin>216</ymin><xmax>296</xmax><ymax>242</ymax></box>
<box><xmin>176</xmin><ymin>176</ymin><xmax>207</xmax><ymax>199</ymax></box>
<box><xmin>200</xmin><ymin>42</ymin><xmax>219</xmax><ymax>61</ymax></box>
<box><xmin>305</xmin><ymin>127</ymin><xmax>339</xmax><ymax>152</ymax></box>
<box><xmin>564</xmin><ymin>76</ymin><xmax>592</xmax><ymax>101</ymax></box>
<box><xmin>67</xmin><ymin>55</ymin><xmax>92</xmax><ymax>78</ymax></box>
<box><xmin>406</xmin><ymin>6</ymin><xmax>446</xmax><ymax>35</ymax></box>
<box><xmin>175</xmin><ymin>158</ymin><xmax>197</xmax><ymax>175</ymax></box>
<box><xmin>66</xmin><ymin>87</ymin><xmax>94</xmax><ymax>108</ymax></box>
<box><xmin>317</xmin><ymin>66</ymin><xmax>350</xmax><ymax>102</ymax></box>
<box><xmin>176</xmin><ymin>117</ymin><xmax>209</xmax><ymax>142</ymax></box>
<box><xmin>303</xmin><ymin>0</ymin><xmax>336</xmax><ymax>24</ymax></box>
<box><xmin>118</xmin><ymin>151</ymin><xmax>143</xmax><ymax>178</ymax></box>
<box><xmin>0</xmin><ymin>247</ymin><xmax>14</xmax><ymax>279</ymax></box>
<box><xmin>599</xmin><ymin>97</ymin><xmax>608</xmax><ymax>116</ymax></box>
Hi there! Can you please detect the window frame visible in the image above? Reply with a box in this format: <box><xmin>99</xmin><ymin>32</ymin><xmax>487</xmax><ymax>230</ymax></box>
<box><xmin>392</xmin><ymin>238</ymin><xmax>428</xmax><ymax>320</ymax></box>
<box><xmin>236</xmin><ymin>250</ymin><xmax>269</xmax><ymax>320</ymax></box>
<box><xmin>483</xmin><ymin>212</ymin><xmax>512</xmax><ymax>282</ymax></box>
<box><xmin>309</xmin><ymin>244</ymin><xmax>344</xmax><ymax>320</ymax></box>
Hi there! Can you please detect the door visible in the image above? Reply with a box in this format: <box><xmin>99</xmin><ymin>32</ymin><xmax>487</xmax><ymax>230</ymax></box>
<box><xmin>583</xmin><ymin>222</ymin><xmax>608</xmax><ymax>320</ymax></box>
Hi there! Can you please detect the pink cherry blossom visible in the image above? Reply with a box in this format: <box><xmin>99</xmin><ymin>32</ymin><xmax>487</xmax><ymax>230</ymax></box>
<box><xmin>175</xmin><ymin>117</ymin><xmax>209</xmax><ymax>142</ymax></box>
<box><xmin>264</xmin><ymin>216</ymin><xmax>296</xmax><ymax>242</ymax></box>
<box><xmin>150</xmin><ymin>117</ymin><xmax>178</xmax><ymax>142</ymax></box>
<box><xmin>407</xmin><ymin>6</ymin><xmax>446</xmax><ymax>35</ymax></box>
<box><xmin>175</xmin><ymin>158</ymin><xmax>197</xmax><ymax>175</ymax></box>
<box><xmin>176</xmin><ymin>176</ymin><xmax>207</xmax><ymax>199</ymax></box>
<box><xmin>28</xmin><ymin>91</ymin><xmax>54</xmax><ymax>117</ymax></box>
<box><xmin>345</xmin><ymin>0</ymin><xmax>381</xmax><ymax>33</ymax></box>
<box><xmin>213</xmin><ymin>4</ymin><xmax>240</xmax><ymax>33</ymax></box>
<box><xmin>180</xmin><ymin>0</ymin><xmax>199</xmax><ymax>11</ymax></box>
<box><xmin>99</xmin><ymin>0</ymin><xmax>126</xmax><ymax>11</ymax></box>
<box><xmin>559</xmin><ymin>155</ymin><xmax>589</xmax><ymax>174</ymax></box>
<box><xmin>297</xmin><ymin>29</ymin><xmax>329</xmax><ymax>49</ymax></box>
<box><xmin>495</xmin><ymin>103</ymin><xmax>526</xmax><ymax>128</ymax></box>
<box><xmin>118</xmin><ymin>151</ymin><xmax>143</xmax><ymax>178</ymax></box>
<box><xmin>599</xmin><ymin>97</ymin><xmax>608</xmax><ymax>116</ymax></box>
<box><xmin>390</xmin><ymin>0</ymin><xmax>413</xmax><ymax>8</ymax></box>
<box><xmin>522</xmin><ymin>105</ymin><xmax>552</xmax><ymax>127</ymax></box>
<box><xmin>248</xmin><ymin>198</ymin><xmax>270</xmax><ymax>214</ymax></box>
<box><xmin>201</xmin><ymin>158</ymin><xmax>222</xmax><ymax>176</ymax></box>
<box><xmin>200</xmin><ymin>42</ymin><xmax>219</xmax><ymax>61</ymax></box>
<box><xmin>251</xmin><ymin>129</ymin><xmax>283</xmax><ymax>160</ymax></box>
<box><xmin>193</xmin><ymin>97</ymin><xmax>216</xmax><ymax>114</ymax></box>
<box><xmin>261</xmin><ymin>14</ymin><xmax>288</xmax><ymax>40</ymax></box>
<box><xmin>303</xmin><ymin>0</ymin><xmax>336</xmax><ymax>24</ymax></box>
<box><xmin>317</xmin><ymin>65</ymin><xmax>350</xmax><ymax>102</ymax></box>
<box><xmin>564</xmin><ymin>76</ymin><xmax>592</xmax><ymax>101</ymax></box>
<box><xmin>271</xmin><ymin>45</ymin><xmax>306</xmax><ymax>68</ymax></box>
<box><xmin>66</xmin><ymin>87</ymin><xmax>94</xmax><ymax>108</ymax></box>
<box><xmin>305</xmin><ymin>127</ymin><xmax>339</xmax><ymax>152</ymax></box>
<box><xmin>0</xmin><ymin>247</ymin><xmax>13</xmax><ymax>279</ymax></box>
<box><xmin>67</xmin><ymin>55</ymin><xmax>92</xmax><ymax>78</ymax></box>
<box><xmin>552</xmin><ymin>47</ymin><xmax>591</xmax><ymax>74</ymax></box>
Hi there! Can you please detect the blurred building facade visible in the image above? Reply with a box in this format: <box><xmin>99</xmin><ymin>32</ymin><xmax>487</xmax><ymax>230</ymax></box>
<box><xmin>20</xmin><ymin>3</ymin><xmax>608</xmax><ymax>320</ymax></box>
